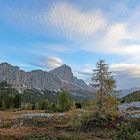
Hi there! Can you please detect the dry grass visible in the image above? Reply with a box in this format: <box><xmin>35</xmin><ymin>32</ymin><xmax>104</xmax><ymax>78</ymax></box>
<box><xmin>0</xmin><ymin>110</ymin><xmax>112</xmax><ymax>140</ymax></box>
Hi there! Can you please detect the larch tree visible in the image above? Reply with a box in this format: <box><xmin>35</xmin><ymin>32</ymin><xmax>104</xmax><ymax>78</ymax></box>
<box><xmin>92</xmin><ymin>60</ymin><xmax>117</xmax><ymax>118</ymax></box>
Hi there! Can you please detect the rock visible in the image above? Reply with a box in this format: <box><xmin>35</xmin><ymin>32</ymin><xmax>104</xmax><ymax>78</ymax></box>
<box><xmin>0</xmin><ymin>63</ymin><xmax>62</xmax><ymax>92</ymax></box>
<box><xmin>50</xmin><ymin>64</ymin><xmax>92</xmax><ymax>92</ymax></box>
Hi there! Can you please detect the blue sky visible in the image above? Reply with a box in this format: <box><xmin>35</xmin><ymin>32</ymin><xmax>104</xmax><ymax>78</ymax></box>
<box><xmin>0</xmin><ymin>0</ymin><xmax>140</xmax><ymax>89</ymax></box>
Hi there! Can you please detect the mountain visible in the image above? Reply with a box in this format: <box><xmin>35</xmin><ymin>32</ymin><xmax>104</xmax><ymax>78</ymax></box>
<box><xmin>50</xmin><ymin>64</ymin><xmax>90</xmax><ymax>92</ymax></box>
<box><xmin>50</xmin><ymin>64</ymin><xmax>74</xmax><ymax>83</ymax></box>
<box><xmin>0</xmin><ymin>63</ymin><xmax>92</xmax><ymax>95</ymax></box>
<box><xmin>118</xmin><ymin>87</ymin><xmax>140</xmax><ymax>98</ymax></box>
<box><xmin>121</xmin><ymin>90</ymin><xmax>140</xmax><ymax>103</ymax></box>
<box><xmin>0</xmin><ymin>63</ymin><xmax>62</xmax><ymax>92</ymax></box>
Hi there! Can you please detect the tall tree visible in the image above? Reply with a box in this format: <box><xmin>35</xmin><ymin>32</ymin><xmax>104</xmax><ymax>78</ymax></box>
<box><xmin>92</xmin><ymin>60</ymin><xmax>116</xmax><ymax>117</ymax></box>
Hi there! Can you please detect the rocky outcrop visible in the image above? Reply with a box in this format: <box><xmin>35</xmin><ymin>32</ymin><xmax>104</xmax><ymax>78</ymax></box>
<box><xmin>50</xmin><ymin>64</ymin><xmax>90</xmax><ymax>92</ymax></box>
<box><xmin>50</xmin><ymin>64</ymin><xmax>74</xmax><ymax>83</ymax></box>
<box><xmin>0</xmin><ymin>63</ymin><xmax>62</xmax><ymax>92</ymax></box>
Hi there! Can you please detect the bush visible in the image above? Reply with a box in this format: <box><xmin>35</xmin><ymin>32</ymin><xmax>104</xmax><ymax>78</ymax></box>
<box><xmin>22</xmin><ymin>103</ymin><xmax>32</xmax><ymax>110</ymax></box>
<box><xmin>69</xmin><ymin>102</ymin><xmax>80</xmax><ymax>128</ymax></box>
<box><xmin>113</xmin><ymin>122</ymin><xmax>140</xmax><ymax>140</ymax></box>
<box><xmin>1</xmin><ymin>100</ymin><xmax>6</xmax><ymax>111</ymax></box>
<box><xmin>41</xmin><ymin>99</ymin><xmax>49</xmax><ymax>110</ymax></box>
<box><xmin>50</xmin><ymin>103</ymin><xmax>57</xmax><ymax>112</ymax></box>
<box><xmin>129</xmin><ymin>119</ymin><xmax>140</xmax><ymax>131</ymax></box>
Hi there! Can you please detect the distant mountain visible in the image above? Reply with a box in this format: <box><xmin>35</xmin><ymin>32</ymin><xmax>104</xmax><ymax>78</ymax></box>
<box><xmin>0</xmin><ymin>63</ymin><xmax>92</xmax><ymax>96</ymax></box>
<box><xmin>121</xmin><ymin>90</ymin><xmax>140</xmax><ymax>103</ymax></box>
<box><xmin>118</xmin><ymin>87</ymin><xmax>140</xmax><ymax>98</ymax></box>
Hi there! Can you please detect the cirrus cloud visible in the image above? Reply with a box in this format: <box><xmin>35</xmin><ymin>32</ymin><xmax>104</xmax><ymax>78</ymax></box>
<box><xmin>47</xmin><ymin>2</ymin><xmax>107</xmax><ymax>41</ymax></box>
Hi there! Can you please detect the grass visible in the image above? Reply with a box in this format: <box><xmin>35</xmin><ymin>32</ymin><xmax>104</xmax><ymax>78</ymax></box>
<box><xmin>0</xmin><ymin>109</ymin><xmax>139</xmax><ymax>140</ymax></box>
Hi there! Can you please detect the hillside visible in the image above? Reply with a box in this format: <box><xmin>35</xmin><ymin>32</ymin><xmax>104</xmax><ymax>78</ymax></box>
<box><xmin>118</xmin><ymin>87</ymin><xmax>140</xmax><ymax>98</ymax></box>
<box><xmin>121</xmin><ymin>90</ymin><xmax>140</xmax><ymax>103</ymax></box>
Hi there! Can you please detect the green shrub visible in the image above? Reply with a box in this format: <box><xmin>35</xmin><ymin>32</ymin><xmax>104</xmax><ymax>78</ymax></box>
<box><xmin>1</xmin><ymin>100</ymin><xmax>6</xmax><ymax>110</ymax></box>
<box><xmin>49</xmin><ymin>103</ymin><xmax>57</xmax><ymax>112</ymax></box>
<box><xmin>1</xmin><ymin>122</ymin><xmax>12</xmax><ymax>128</ymax></box>
<box><xmin>129</xmin><ymin>119</ymin><xmax>140</xmax><ymax>130</ymax></box>
<box><xmin>69</xmin><ymin>102</ymin><xmax>80</xmax><ymax>128</ymax></box>
<box><xmin>113</xmin><ymin>122</ymin><xmax>140</xmax><ymax>140</ymax></box>
<box><xmin>22</xmin><ymin>103</ymin><xmax>32</xmax><ymax>110</ymax></box>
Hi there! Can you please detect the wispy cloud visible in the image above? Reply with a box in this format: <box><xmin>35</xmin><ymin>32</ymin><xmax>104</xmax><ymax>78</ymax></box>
<box><xmin>31</xmin><ymin>56</ymin><xmax>63</xmax><ymax>70</ymax></box>
<box><xmin>47</xmin><ymin>2</ymin><xmax>107</xmax><ymax>41</ymax></box>
<box><xmin>44</xmin><ymin>56</ymin><xmax>63</xmax><ymax>69</ymax></box>
<box><xmin>110</xmin><ymin>63</ymin><xmax>140</xmax><ymax>89</ymax></box>
<box><xmin>73</xmin><ymin>64</ymin><xmax>93</xmax><ymax>84</ymax></box>
<box><xmin>111</xmin><ymin>63</ymin><xmax>140</xmax><ymax>77</ymax></box>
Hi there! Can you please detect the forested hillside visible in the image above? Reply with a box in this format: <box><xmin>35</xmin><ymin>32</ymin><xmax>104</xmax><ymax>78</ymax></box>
<box><xmin>121</xmin><ymin>90</ymin><xmax>140</xmax><ymax>103</ymax></box>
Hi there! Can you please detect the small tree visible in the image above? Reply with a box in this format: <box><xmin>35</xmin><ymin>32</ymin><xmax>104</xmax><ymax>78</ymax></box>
<box><xmin>41</xmin><ymin>99</ymin><xmax>49</xmax><ymax>110</ymax></box>
<box><xmin>58</xmin><ymin>90</ymin><xmax>70</xmax><ymax>112</ymax></box>
<box><xmin>92</xmin><ymin>60</ymin><xmax>117</xmax><ymax>118</ymax></box>
<box><xmin>14</xmin><ymin>94</ymin><xmax>21</xmax><ymax>108</ymax></box>
<box><xmin>69</xmin><ymin>102</ymin><xmax>80</xmax><ymax>128</ymax></box>
<box><xmin>5</xmin><ymin>94</ymin><xmax>15</xmax><ymax>109</ymax></box>
<box><xmin>0</xmin><ymin>91</ymin><xmax>3</xmax><ymax>108</ymax></box>
<box><xmin>1</xmin><ymin>100</ymin><xmax>6</xmax><ymax>111</ymax></box>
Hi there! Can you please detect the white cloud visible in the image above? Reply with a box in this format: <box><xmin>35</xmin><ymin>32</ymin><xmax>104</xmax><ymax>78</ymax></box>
<box><xmin>73</xmin><ymin>64</ymin><xmax>93</xmax><ymax>84</ymax></box>
<box><xmin>0</xmin><ymin>1</ymin><xmax>107</xmax><ymax>42</ymax></box>
<box><xmin>42</xmin><ymin>56</ymin><xmax>63</xmax><ymax>69</ymax></box>
<box><xmin>103</xmin><ymin>23</ymin><xmax>128</xmax><ymax>45</ymax></box>
<box><xmin>110</xmin><ymin>63</ymin><xmax>140</xmax><ymax>89</ymax></box>
<box><xmin>31</xmin><ymin>56</ymin><xmax>63</xmax><ymax>70</ymax></box>
<box><xmin>111</xmin><ymin>63</ymin><xmax>140</xmax><ymax>77</ymax></box>
<box><xmin>47</xmin><ymin>2</ymin><xmax>107</xmax><ymax>40</ymax></box>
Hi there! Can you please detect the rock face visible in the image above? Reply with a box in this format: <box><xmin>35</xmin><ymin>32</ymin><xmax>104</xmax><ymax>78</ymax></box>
<box><xmin>0</xmin><ymin>62</ymin><xmax>91</xmax><ymax>93</ymax></box>
<box><xmin>50</xmin><ymin>64</ymin><xmax>74</xmax><ymax>82</ymax></box>
<box><xmin>0</xmin><ymin>63</ymin><xmax>62</xmax><ymax>92</ymax></box>
<box><xmin>50</xmin><ymin>64</ymin><xmax>89</xmax><ymax>92</ymax></box>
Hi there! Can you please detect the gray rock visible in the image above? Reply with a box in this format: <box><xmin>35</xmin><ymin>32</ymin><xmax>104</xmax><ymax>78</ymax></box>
<box><xmin>0</xmin><ymin>63</ymin><xmax>62</xmax><ymax>92</ymax></box>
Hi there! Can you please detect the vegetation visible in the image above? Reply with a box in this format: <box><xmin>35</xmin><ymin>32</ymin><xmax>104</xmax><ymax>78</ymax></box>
<box><xmin>91</xmin><ymin>60</ymin><xmax>119</xmax><ymax>118</ymax></box>
<box><xmin>114</xmin><ymin>122</ymin><xmax>140</xmax><ymax>140</ymax></box>
<box><xmin>0</xmin><ymin>82</ymin><xmax>73</xmax><ymax>112</ymax></box>
<box><xmin>121</xmin><ymin>90</ymin><xmax>140</xmax><ymax>103</ymax></box>
<box><xmin>0</xmin><ymin>81</ymin><xmax>21</xmax><ymax>110</ymax></box>
<box><xmin>58</xmin><ymin>90</ymin><xmax>71</xmax><ymax>112</ymax></box>
<box><xmin>69</xmin><ymin>102</ymin><xmax>81</xmax><ymax>128</ymax></box>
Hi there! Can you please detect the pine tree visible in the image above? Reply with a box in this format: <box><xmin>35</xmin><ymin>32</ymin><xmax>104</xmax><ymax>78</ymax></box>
<box><xmin>58</xmin><ymin>90</ymin><xmax>70</xmax><ymax>112</ymax></box>
<box><xmin>14</xmin><ymin>94</ymin><xmax>21</xmax><ymax>108</ymax></box>
<box><xmin>92</xmin><ymin>60</ymin><xmax>116</xmax><ymax>117</ymax></box>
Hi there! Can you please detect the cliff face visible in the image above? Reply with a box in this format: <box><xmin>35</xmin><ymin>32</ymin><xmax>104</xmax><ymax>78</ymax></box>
<box><xmin>50</xmin><ymin>64</ymin><xmax>74</xmax><ymax>83</ymax></box>
<box><xmin>50</xmin><ymin>64</ymin><xmax>90</xmax><ymax>92</ymax></box>
<box><xmin>0</xmin><ymin>63</ymin><xmax>62</xmax><ymax>92</ymax></box>
<box><xmin>0</xmin><ymin>62</ymin><xmax>91</xmax><ymax>93</ymax></box>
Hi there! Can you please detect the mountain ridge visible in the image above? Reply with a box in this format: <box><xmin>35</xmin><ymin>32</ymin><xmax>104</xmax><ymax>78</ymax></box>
<box><xmin>0</xmin><ymin>62</ymin><xmax>91</xmax><ymax>94</ymax></box>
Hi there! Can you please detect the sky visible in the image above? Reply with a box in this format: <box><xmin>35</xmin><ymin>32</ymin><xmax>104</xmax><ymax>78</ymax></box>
<box><xmin>0</xmin><ymin>0</ymin><xmax>140</xmax><ymax>89</ymax></box>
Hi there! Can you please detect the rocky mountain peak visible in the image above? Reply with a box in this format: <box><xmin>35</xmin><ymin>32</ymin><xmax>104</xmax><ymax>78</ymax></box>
<box><xmin>50</xmin><ymin>64</ymin><xmax>74</xmax><ymax>82</ymax></box>
<box><xmin>0</xmin><ymin>62</ymin><xmax>19</xmax><ymax>69</ymax></box>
